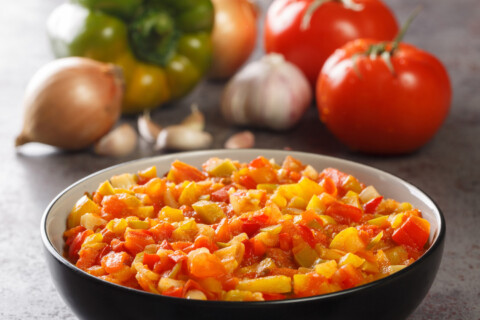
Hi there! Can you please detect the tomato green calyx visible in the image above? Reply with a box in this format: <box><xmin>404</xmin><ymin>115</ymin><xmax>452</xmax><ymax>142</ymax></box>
<box><xmin>129</xmin><ymin>6</ymin><xmax>181</xmax><ymax>67</ymax></box>
<box><xmin>301</xmin><ymin>0</ymin><xmax>364</xmax><ymax>30</ymax></box>
<box><xmin>352</xmin><ymin>6</ymin><xmax>422</xmax><ymax>76</ymax></box>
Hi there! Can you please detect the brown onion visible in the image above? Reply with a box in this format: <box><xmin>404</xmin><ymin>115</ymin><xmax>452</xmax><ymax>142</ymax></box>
<box><xmin>209</xmin><ymin>0</ymin><xmax>258</xmax><ymax>79</ymax></box>
<box><xmin>15</xmin><ymin>57</ymin><xmax>123</xmax><ymax>150</ymax></box>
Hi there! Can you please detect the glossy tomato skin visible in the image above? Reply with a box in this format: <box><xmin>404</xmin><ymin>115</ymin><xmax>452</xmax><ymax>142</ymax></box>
<box><xmin>317</xmin><ymin>39</ymin><xmax>452</xmax><ymax>154</ymax></box>
<box><xmin>264</xmin><ymin>0</ymin><xmax>398</xmax><ymax>86</ymax></box>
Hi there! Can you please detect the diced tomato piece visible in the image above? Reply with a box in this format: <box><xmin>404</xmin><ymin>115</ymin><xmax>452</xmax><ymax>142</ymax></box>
<box><xmin>102</xmin><ymin>251</ymin><xmax>132</xmax><ymax>273</ymax></box>
<box><xmin>162</xmin><ymin>286</ymin><xmax>184</xmax><ymax>298</ymax></box>
<box><xmin>326</xmin><ymin>202</ymin><xmax>363</xmax><ymax>224</ymax></box>
<box><xmin>101</xmin><ymin>195</ymin><xmax>129</xmax><ymax>219</ymax></box>
<box><xmin>320</xmin><ymin>176</ymin><xmax>337</xmax><ymax>196</ymax></box>
<box><xmin>124</xmin><ymin>229</ymin><xmax>155</xmax><ymax>255</ymax></box>
<box><xmin>252</xmin><ymin>238</ymin><xmax>267</xmax><ymax>257</ymax></box>
<box><xmin>392</xmin><ymin>216</ymin><xmax>430</xmax><ymax>250</ymax></box>
<box><xmin>76</xmin><ymin>246</ymin><xmax>103</xmax><ymax>270</ymax></box>
<box><xmin>68</xmin><ymin>229</ymin><xmax>94</xmax><ymax>261</ymax></box>
<box><xmin>249</xmin><ymin>156</ymin><xmax>271</xmax><ymax>169</ymax></box>
<box><xmin>263</xmin><ymin>293</ymin><xmax>287</xmax><ymax>300</ymax></box>
<box><xmin>242</xmin><ymin>222</ymin><xmax>262</xmax><ymax>238</ymax></box>
<box><xmin>271</xmin><ymin>267</ymin><xmax>298</xmax><ymax>277</ymax></box>
<box><xmin>211</xmin><ymin>185</ymin><xmax>231</xmax><ymax>203</ymax></box>
<box><xmin>168</xmin><ymin>160</ymin><xmax>205</xmax><ymax>184</ymax></box>
<box><xmin>188</xmin><ymin>250</ymin><xmax>226</xmax><ymax>278</ymax></box>
<box><xmin>266</xmin><ymin>248</ymin><xmax>296</xmax><ymax>269</ymax></box>
<box><xmin>239</xmin><ymin>175</ymin><xmax>257</xmax><ymax>189</ymax></box>
<box><xmin>149</xmin><ymin>222</ymin><xmax>175</xmax><ymax>243</ymax></box>
<box><xmin>143</xmin><ymin>253</ymin><xmax>161</xmax><ymax>270</ymax></box>
<box><xmin>194</xmin><ymin>235</ymin><xmax>218</xmax><ymax>252</ymax></box>
<box><xmin>332</xmin><ymin>264</ymin><xmax>363</xmax><ymax>290</ymax></box>
<box><xmin>296</xmin><ymin>224</ymin><xmax>316</xmax><ymax>248</ymax></box>
<box><xmin>279</xmin><ymin>232</ymin><xmax>292</xmax><ymax>251</ymax></box>
<box><xmin>110</xmin><ymin>239</ymin><xmax>126</xmax><ymax>252</ymax></box>
<box><xmin>171</xmin><ymin>241</ymin><xmax>194</xmax><ymax>252</ymax></box>
<box><xmin>320</xmin><ymin>168</ymin><xmax>349</xmax><ymax>189</ymax></box>
<box><xmin>214</xmin><ymin>218</ymin><xmax>231</xmax><ymax>242</ymax></box>
<box><xmin>64</xmin><ymin>226</ymin><xmax>86</xmax><ymax>247</ymax></box>
<box><xmin>294</xmin><ymin>273</ymin><xmax>327</xmax><ymax>297</ymax></box>
<box><xmin>363</xmin><ymin>196</ymin><xmax>384</xmax><ymax>214</ymax></box>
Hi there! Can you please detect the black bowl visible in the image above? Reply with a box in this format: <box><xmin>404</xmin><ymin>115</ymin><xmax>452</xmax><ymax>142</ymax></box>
<box><xmin>41</xmin><ymin>149</ymin><xmax>445</xmax><ymax>320</ymax></box>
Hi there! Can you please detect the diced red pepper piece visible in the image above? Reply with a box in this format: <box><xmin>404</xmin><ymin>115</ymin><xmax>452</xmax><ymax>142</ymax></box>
<box><xmin>249</xmin><ymin>156</ymin><xmax>271</xmax><ymax>169</ymax></box>
<box><xmin>239</xmin><ymin>175</ymin><xmax>257</xmax><ymax>189</ymax></box>
<box><xmin>332</xmin><ymin>264</ymin><xmax>363</xmax><ymax>290</ymax></box>
<box><xmin>263</xmin><ymin>293</ymin><xmax>287</xmax><ymax>300</ymax></box>
<box><xmin>101</xmin><ymin>195</ymin><xmax>129</xmax><ymax>219</ymax></box>
<box><xmin>162</xmin><ymin>286</ymin><xmax>184</xmax><ymax>298</ymax></box>
<box><xmin>68</xmin><ymin>229</ymin><xmax>93</xmax><ymax>261</ymax></box>
<box><xmin>296</xmin><ymin>224</ymin><xmax>316</xmax><ymax>248</ymax></box>
<box><xmin>279</xmin><ymin>232</ymin><xmax>292</xmax><ymax>251</ymax></box>
<box><xmin>242</xmin><ymin>222</ymin><xmax>262</xmax><ymax>238</ymax></box>
<box><xmin>102</xmin><ymin>251</ymin><xmax>132</xmax><ymax>273</ymax></box>
<box><xmin>326</xmin><ymin>202</ymin><xmax>363</xmax><ymax>224</ymax></box>
<box><xmin>149</xmin><ymin>222</ymin><xmax>175</xmax><ymax>243</ymax></box>
<box><xmin>142</xmin><ymin>253</ymin><xmax>161</xmax><ymax>270</ymax></box>
<box><xmin>124</xmin><ymin>229</ymin><xmax>155</xmax><ymax>255</ymax></box>
<box><xmin>363</xmin><ymin>196</ymin><xmax>383</xmax><ymax>214</ymax></box>
<box><xmin>211</xmin><ymin>185</ymin><xmax>232</xmax><ymax>203</ymax></box>
<box><xmin>392</xmin><ymin>216</ymin><xmax>430</xmax><ymax>250</ymax></box>
<box><xmin>168</xmin><ymin>160</ymin><xmax>205</xmax><ymax>184</ymax></box>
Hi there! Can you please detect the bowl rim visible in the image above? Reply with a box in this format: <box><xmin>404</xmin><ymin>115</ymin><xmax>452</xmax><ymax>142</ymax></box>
<box><xmin>41</xmin><ymin>149</ymin><xmax>446</xmax><ymax>306</ymax></box>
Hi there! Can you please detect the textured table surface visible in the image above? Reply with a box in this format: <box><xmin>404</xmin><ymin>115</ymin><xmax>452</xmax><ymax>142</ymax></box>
<box><xmin>1</xmin><ymin>0</ymin><xmax>479</xmax><ymax>319</ymax></box>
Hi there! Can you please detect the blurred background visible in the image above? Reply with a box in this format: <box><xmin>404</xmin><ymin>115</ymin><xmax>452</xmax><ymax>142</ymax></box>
<box><xmin>1</xmin><ymin>0</ymin><xmax>479</xmax><ymax>318</ymax></box>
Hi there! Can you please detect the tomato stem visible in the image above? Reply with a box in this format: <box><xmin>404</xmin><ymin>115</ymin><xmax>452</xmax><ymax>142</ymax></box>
<box><xmin>390</xmin><ymin>6</ymin><xmax>422</xmax><ymax>55</ymax></box>
<box><xmin>301</xmin><ymin>0</ymin><xmax>363</xmax><ymax>30</ymax></box>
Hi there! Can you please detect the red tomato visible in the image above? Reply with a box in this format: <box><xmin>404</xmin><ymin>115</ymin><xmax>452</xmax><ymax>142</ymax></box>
<box><xmin>316</xmin><ymin>39</ymin><xmax>452</xmax><ymax>154</ymax></box>
<box><xmin>264</xmin><ymin>0</ymin><xmax>398</xmax><ymax>86</ymax></box>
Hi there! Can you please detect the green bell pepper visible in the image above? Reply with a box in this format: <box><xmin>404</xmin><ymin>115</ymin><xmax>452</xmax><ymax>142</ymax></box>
<box><xmin>47</xmin><ymin>0</ymin><xmax>214</xmax><ymax>113</ymax></box>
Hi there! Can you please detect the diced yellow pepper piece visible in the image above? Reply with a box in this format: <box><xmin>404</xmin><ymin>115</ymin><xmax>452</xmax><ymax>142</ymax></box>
<box><xmin>297</xmin><ymin>177</ymin><xmax>324</xmax><ymax>199</ymax></box>
<box><xmin>236</xmin><ymin>275</ymin><xmax>292</xmax><ymax>293</ymax></box>
<box><xmin>390</xmin><ymin>213</ymin><xmax>406</xmax><ymax>229</ymax></box>
<box><xmin>206</xmin><ymin>158</ymin><xmax>238</xmax><ymax>177</ymax></box>
<box><xmin>223</xmin><ymin>290</ymin><xmax>264</xmax><ymax>301</ymax></box>
<box><xmin>293</xmin><ymin>243</ymin><xmax>319</xmax><ymax>268</ymax></box>
<box><xmin>361</xmin><ymin>260</ymin><xmax>380</xmax><ymax>273</ymax></box>
<box><xmin>367</xmin><ymin>231</ymin><xmax>384</xmax><ymax>250</ymax></box>
<box><xmin>158</xmin><ymin>277</ymin><xmax>185</xmax><ymax>293</ymax></box>
<box><xmin>384</xmin><ymin>246</ymin><xmax>409</xmax><ymax>265</ymax></box>
<box><xmin>138</xmin><ymin>166</ymin><xmax>157</xmax><ymax>180</ymax></box>
<box><xmin>306</xmin><ymin>195</ymin><xmax>325</xmax><ymax>213</ymax></box>
<box><xmin>158</xmin><ymin>206</ymin><xmax>184</xmax><ymax>222</ymax></box>
<box><xmin>192</xmin><ymin>200</ymin><xmax>225</xmax><ymax>224</ymax></box>
<box><xmin>342</xmin><ymin>191</ymin><xmax>361</xmax><ymax>208</ymax></box>
<box><xmin>127</xmin><ymin>219</ymin><xmax>150</xmax><ymax>229</ymax></box>
<box><xmin>67</xmin><ymin>195</ymin><xmax>101</xmax><ymax>229</ymax></box>
<box><xmin>288</xmin><ymin>196</ymin><xmax>307</xmax><ymax>209</ymax></box>
<box><xmin>314</xmin><ymin>260</ymin><xmax>338</xmax><ymax>278</ymax></box>
<box><xmin>339</xmin><ymin>253</ymin><xmax>365</xmax><ymax>268</ymax></box>
<box><xmin>96</xmin><ymin>180</ymin><xmax>115</xmax><ymax>196</ymax></box>
<box><xmin>342</xmin><ymin>175</ymin><xmax>362</xmax><ymax>193</ymax></box>
<box><xmin>316</xmin><ymin>246</ymin><xmax>346</xmax><ymax>261</ymax></box>
<box><xmin>178</xmin><ymin>181</ymin><xmax>201</xmax><ymax>206</ymax></box>
<box><xmin>81</xmin><ymin>233</ymin><xmax>103</xmax><ymax>248</ymax></box>
<box><xmin>329</xmin><ymin>227</ymin><xmax>366</xmax><ymax>253</ymax></box>
<box><xmin>135</xmin><ymin>206</ymin><xmax>155</xmax><ymax>219</ymax></box>
<box><xmin>318</xmin><ymin>214</ymin><xmax>337</xmax><ymax>226</ymax></box>
<box><xmin>257</xmin><ymin>184</ymin><xmax>278</xmax><ymax>193</ymax></box>
<box><xmin>270</xmin><ymin>191</ymin><xmax>287</xmax><ymax>209</ymax></box>
<box><xmin>368</xmin><ymin>215</ymin><xmax>389</xmax><ymax>227</ymax></box>
<box><xmin>172</xmin><ymin>219</ymin><xmax>198</xmax><ymax>242</ymax></box>
<box><xmin>106</xmin><ymin>218</ymin><xmax>128</xmax><ymax>235</ymax></box>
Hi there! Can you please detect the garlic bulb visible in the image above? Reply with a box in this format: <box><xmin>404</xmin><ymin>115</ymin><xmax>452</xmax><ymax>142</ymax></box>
<box><xmin>221</xmin><ymin>54</ymin><xmax>312</xmax><ymax>130</ymax></box>
<box><xmin>94</xmin><ymin>123</ymin><xmax>137</xmax><ymax>157</ymax></box>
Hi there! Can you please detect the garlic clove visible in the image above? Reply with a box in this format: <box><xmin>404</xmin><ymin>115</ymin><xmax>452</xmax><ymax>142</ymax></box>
<box><xmin>94</xmin><ymin>123</ymin><xmax>137</xmax><ymax>157</ymax></box>
<box><xmin>137</xmin><ymin>111</ymin><xmax>162</xmax><ymax>143</ymax></box>
<box><xmin>224</xmin><ymin>131</ymin><xmax>255</xmax><ymax>149</ymax></box>
<box><xmin>155</xmin><ymin>125</ymin><xmax>212</xmax><ymax>151</ymax></box>
<box><xmin>180</xmin><ymin>104</ymin><xmax>205</xmax><ymax>131</ymax></box>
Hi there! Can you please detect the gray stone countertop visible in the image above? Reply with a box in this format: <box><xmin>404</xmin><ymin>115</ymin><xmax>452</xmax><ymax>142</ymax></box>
<box><xmin>0</xmin><ymin>0</ymin><xmax>478</xmax><ymax>319</ymax></box>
